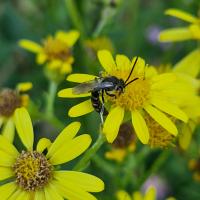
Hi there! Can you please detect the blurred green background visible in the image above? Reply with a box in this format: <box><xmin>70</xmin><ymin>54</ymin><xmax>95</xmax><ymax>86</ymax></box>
<box><xmin>0</xmin><ymin>0</ymin><xmax>200</xmax><ymax>199</ymax></box>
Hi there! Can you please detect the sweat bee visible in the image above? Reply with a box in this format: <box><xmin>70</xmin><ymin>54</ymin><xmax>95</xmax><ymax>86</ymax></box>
<box><xmin>72</xmin><ymin>57</ymin><xmax>139</xmax><ymax>123</ymax></box>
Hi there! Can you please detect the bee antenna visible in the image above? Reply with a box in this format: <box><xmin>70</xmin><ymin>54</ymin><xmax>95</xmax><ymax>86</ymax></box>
<box><xmin>125</xmin><ymin>77</ymin><xmax>139</xmax><ymax>86</ymax></box>
<box><xmin>125</xmin><ymin>57</ymin><xmax>138</xmax><ymax>84</ymax></box>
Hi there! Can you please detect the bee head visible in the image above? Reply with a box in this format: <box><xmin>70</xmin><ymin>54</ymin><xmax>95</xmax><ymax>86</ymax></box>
<box><xmin>115</xmin><ymin>79</ymin><xmax>126</xmax><ymax>93</ymax></box>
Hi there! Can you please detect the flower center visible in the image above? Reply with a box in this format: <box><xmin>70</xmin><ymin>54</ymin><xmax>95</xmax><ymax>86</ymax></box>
<box><xmin>43</xmin><ymin>37</ymin><xmax>71</xmax><ymax>61</ymax></box>
<box><xmin>105</xmin><ymin>70</ymin><xmax>151</xmax><ymax>110</ymax></box>
<box><xmin>113</xmin><ymin>122</ymin><xmax>135</xmax><ymax>148</ymax></box>
<box><xmin>13</xmin><ymin>151</ymin><xmax>53</xmax><ymax>191</ymax></box>
<box><xmin>0</xmin><ymin>89</ymin><xmax>21</xmax><ymax>117</ymax></box>
<box><xmin>145</xmin><ymin>115</ymin><xmax>174</xmax><ymax>148</ymax></box>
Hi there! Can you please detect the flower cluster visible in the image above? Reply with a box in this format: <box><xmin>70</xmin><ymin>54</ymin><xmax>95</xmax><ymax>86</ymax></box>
<box><xmin>1</xmin><ymin>5</ymin><xmax>200</xmax><ymax>200</ymax></box>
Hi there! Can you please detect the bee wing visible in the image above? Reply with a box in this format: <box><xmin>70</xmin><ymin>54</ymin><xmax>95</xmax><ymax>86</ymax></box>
<box><xmin>72</xmin><ymin>80</ymin><xmax>115</xmax><ymax>95</ymax></box>
<box><xmin>72</xmin><ymin>79</ymin><xmax>100</xmax><ymax>94</ymax></box>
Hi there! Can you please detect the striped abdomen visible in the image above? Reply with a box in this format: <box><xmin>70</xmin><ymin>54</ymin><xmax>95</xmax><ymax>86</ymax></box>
<box><xmin>91</xmin><ymin>91</ymin><xmax>108</xmax><ymax>116</ymax></box>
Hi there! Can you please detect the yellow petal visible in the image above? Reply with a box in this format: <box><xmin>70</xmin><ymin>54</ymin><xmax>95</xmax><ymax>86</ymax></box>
<box><xmin>131</xmin><ymin>110</ymin><xmax>149</xmax><ymax>144</ymax></box>
<box><xmin>16</xmin><ymin>82</ymin><xmax>33</xmax><ymax>92</ymax></box>
<box><xmin>44</xmin><ymin>182</ymin><xmax>64</xmax><ymax>200</ymax></box>
<box><xmin>0</xmin><ymin>167</ymin><xmax>14</xmax><ymax>180</ymax></box>
<box><xmin>47</xmin><ymin>60</ymin><xmax>62</xmax><ymax>69</ymax></box>
<box><xmin>0</xmin><ymin>150</ymin><xmax>16</xmax><ymax>167</ymax></box>
<box><xmin>189</xmin><ymin>24</ymin><xmax>200</xmax><ymax>39</ymax></box>
<box><xmin>105</xmin><ymin>149</ymin><xmax>126</xmax><ymax>162</ymax></box>
<box><xmin>18</xmin><ymin>39</ymin><xmax>42</xmax><ymax>53</ymax></box>
<box><xmin>58</xmin><ymin>88</ymin><xmax>90</xmax><ymax>98</ymax></box>
<box><xmin>54</xmin><ymin>180</ymin><xmax>98</xmax><ymax>200</ymax></box>
<box><xmin>49</xmin><ymin>134</ymin><xmax>91</xmax><ymax>165</ymax></box>
<box><xmin>144</xmin><ymin>105</ymin><xmax>178</xmax><ymax>136</ymax></box>
<box><xmin>116</xmin><ymin>190</ymin><xmax>132</xmax><ymax>200</ymax></box>
<box><xmin>35</xmin><ymin>190</ymin><xmax>45</xmax><ymax>200</ymax></box>
<box><xmin>0</xmin><ymin>135</ymin><xmax>19</xmax><ymax>157</ymax></box>
<box><xmin>60</xmin><ymin>62</ymin><xmax>72</xmax><ymax>74</ymax></box>
<box><xmin>151</xmin><ymin>73</ymin><xmax>176</xmax><ymax>90</ymax></box>
<box><xmin>144</xmin><ymin>186</ymin><xmax>156</xmax><ymax>200</ymax></box>
<box><xmin>165</xmin><ymin>9</ymin><xmax>199</xmax><ymax>23</ymax></box>
<box><xmin>56</xmin><ymin>30</ymin><xmax>80</xmax><ymax>47</ymax></box>
<box><xmin>14</xmin><ymin>107</ymin><xmax>34</xmax><ymax>150</ymax></box>
<box><xmin>36</xmin><ymin>138</ymin><xmax>51</xmax><ymax>153</ymax></box>
<box><xmin>150</xmin><ymin>97</ymin><xmax>188</xmax><ymax>122</ymax></box>
<box><xmin>67</xmin><ymin>74</ymin><xmax>97</xmax><ymax>83</ymax></box>
<box><xmin>173</xmin><ymin>48</ymin><xmax>200</xmax><ymax>77</ymax></box>
<box><xmin>179</xmin><ymin>123</ymin><xmax>193</xmax><ymax>150</ymax></box>
<box><xmin>159</xmin><ymin>28</ymin><xmax>194</xmax><ymax>42</ymax></box>
<box><xmin>9</xmin><ymin>190</ymin><xmax>31</xmax><ymax>200</ymax></box>
<box><xmin>97</xmin><ymin>50</ymin><xmax>116</xmax><ymax>72</ymax></box>
<box><xmin>116</xmin><ymin>54</ymin><xmax>131</xmax><ymax>70</ymax></box>
<box><xmin>47</xmin><ymin>122</ymin><xmax>81</xmax><ymax>158</ymax></box>
<box><xmin>2</xmin><ymin>118</ymin><xmax>15</xmax><ymax>143</ymax></box>
<box><xmin>132</xmin><ymin>191</ymin><xmax>143</xmax><ymax>200</ymax></box>
<box><xmin>0</xmin><ymin>182</ymin><xmax>17</xmax><ymax>200</ymax></box>
<box><xmin>36</xmin><ymin>53</ymin><xmax>47</xmax><ymax>64</ymax></box>
<box><xmin>55</xmin><ymin>171</ymin><xmax>104</xmax><ymax>192</ymax></box>
<box><xmin>103</xmin><ymin>106</ymin><xmax>124</xmax><ymax>143</ymax></box>
<box><xmin>68</xmin><ymin>100</ymin><xmax>94</xmax><ymax>117</ymax></box>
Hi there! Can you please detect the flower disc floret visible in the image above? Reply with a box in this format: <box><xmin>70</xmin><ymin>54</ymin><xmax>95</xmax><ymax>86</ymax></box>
<box><xmin>13</xmin><ymin>151</ymin><xmax>53</xmax><ymax>191</ymax></box>
<box><xmin>0</xmin><ymin>89</ymin><xmax>21</xmax><ymax>117</ymax></box>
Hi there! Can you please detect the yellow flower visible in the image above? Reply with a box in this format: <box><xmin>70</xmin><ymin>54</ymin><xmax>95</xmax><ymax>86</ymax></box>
<box><xmin>0</xmin><ymin>82</ymin><xmax>32</xmax><ymax>142</ymax></box>
<box><xmin>85</xmin><ymin>36</ymin><xmax>114</xmax><ymax>54</ymax></box>
<box><xmin>171</xmin><ymin>57</ymin><xmax>200</xmax><ymax>150</ymax></box>
<box><xmin>19</xmin><ymin>30</ymin><xmax>80</xmax><ymax>77</ymax></box>
<box><xmin>58</xmin><ymin>50</ymin><xmax>188</xmax><ymax>144</ymax></box>
<box><xmin>0</xmin><ymin>107</ymin><xmax>104</xmax><ymax>200</ymax></box>
<box><xmin>159</xmin><ymin>9</ymin><xmax>200</xmax><ymax>42</ymax></box>
<box><xmin>105</xmin><ymin>122</ymin><xmax>136</xmax><ymax>162</ymax></box>
<box><xmin>116</xmin><ymin>186</ymin><xmax>156</xmax><ymax>200</ymax></box>
<box><xmin>151</xmin><ymin>63</ymin><xmax>200</xmax><ymax>149</ymax></box>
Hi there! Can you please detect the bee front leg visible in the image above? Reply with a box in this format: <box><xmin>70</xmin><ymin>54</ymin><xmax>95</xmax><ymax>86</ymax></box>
<box><xmin>105</xmin><ymin>90</ymin><xmax>116</xmax><ymax>99</ymax></box>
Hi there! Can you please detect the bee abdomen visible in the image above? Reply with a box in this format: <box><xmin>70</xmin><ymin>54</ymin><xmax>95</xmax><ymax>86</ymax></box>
<box><xmin>91</xmin><ymin>91</ymin><xmax>108</xmax><ymax>116</ymax></box>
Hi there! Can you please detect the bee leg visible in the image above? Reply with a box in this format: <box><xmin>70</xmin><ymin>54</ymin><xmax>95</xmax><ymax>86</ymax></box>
<box><xmin>105</xmin><ymin>91</ymin><xmax>116</xmax><ymax>99</ymax></box>
<box><xmin>100</xmin><ymin>90</ymin><xmax>105</xmax><ymax>124</ymax></box>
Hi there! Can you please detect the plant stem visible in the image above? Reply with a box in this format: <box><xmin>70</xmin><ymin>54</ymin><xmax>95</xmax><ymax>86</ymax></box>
<box><xmin>136</xmin><ymin>149</ymin><xmax>171</xmax><ymax>189</ymax></box>
<box><xmin>65</xmin><ymin>0</ymin><xmax>86</xmax><ymax>39</ymax></box>
<box><xmin>122</xmin><ymin>147</ymin><xmax>150</xmax><ymax>188</ymax></box>
<box><xmin>73</xmin><ymin>132</ymin><xmax>106</xmax><ymax>171</ymax></box>
<box><xmin>92</xmin><ymin>154</ymin><xmax>116</xmax><ymax>176</ymax></box>
<box><xmin>45</xmin><ymin>81</ymin><xmax>58</xmax><ymax>118</ymax></box>
<box><xmin>93</xmin><ymin>7</ymin><xmax>116</xmax><ymax>38</ymax></box>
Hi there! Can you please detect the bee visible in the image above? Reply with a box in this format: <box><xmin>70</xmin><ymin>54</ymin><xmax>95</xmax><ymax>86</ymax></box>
<box><xmin>72</xmin><ymin>57</ymin><xmax>139</xmax><ymax>123</ymax></box>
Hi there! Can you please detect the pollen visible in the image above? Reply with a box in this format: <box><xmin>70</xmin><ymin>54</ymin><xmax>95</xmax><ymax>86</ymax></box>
<box><xmin>145</xmin><ymin>115</ymin><xmax>175</xmax><ymax>148</ymax></box>
<box><xmin>0</xmin><ymin>89</ymin><xmax>21</xmax><ymax>117</ymax></box>
<box><xmin>43</xmin><ymin>37</ymin><xmax>71</xmax><ymax>61</ymax></box>
<box><xmin>13</xmin><ymin>151</ymin><xmax>53</xmax><ymax>191</ymax></box>
<box><xmin>106</xmin><ymin>69</ymin><xmax>151</xmax><ymax>110</ymax></box>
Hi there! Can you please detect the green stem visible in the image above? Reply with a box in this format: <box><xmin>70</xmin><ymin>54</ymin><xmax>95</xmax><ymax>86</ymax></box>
<box><xmin>93</xmin><ymin>7</ymin><xmax>116</xmax><ymax>38</ymax></box>
<box><xmin>65</xmin><ymin>0</ymin><xmax>86</xmax><ymax>39</ymax></box>
<box><xmin>45</xmin><ymin>81</ymin><xmax>58</xmax><ymax>118</ymax></box>
<box><xmin>73</xmin><ymin>132</ymin><xmax>106</xmax><ymax>171</ymax></box>
<box><xmin>92</xmin><ymin>154</ymin><xmax>116</xmax><ymax>176</ymax></box>
<box><xmin>122</xmin><ymin>147</ymin><xmax>150</xmax><ymax>188</ymax></box>
<box><xmin>136</xmin><ymin>150</ymin><xmax>171</xmax><ymax>189</ymax></box>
